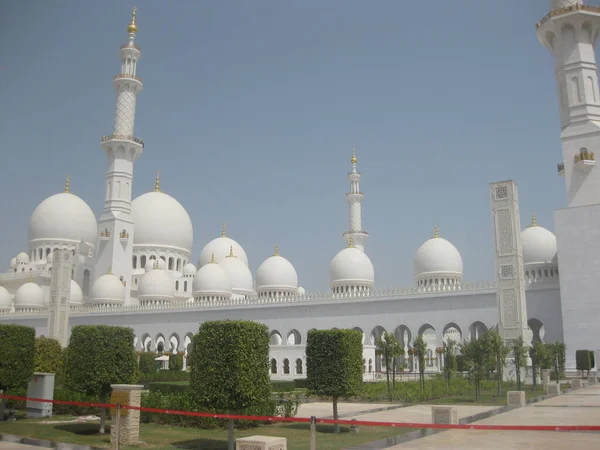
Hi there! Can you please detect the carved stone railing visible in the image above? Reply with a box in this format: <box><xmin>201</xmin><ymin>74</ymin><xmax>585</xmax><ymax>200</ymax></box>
<box><xmin>536</xmin><ymin>4</ymin><xmax>600</xmax><ymax>29</ymax></box>
<box><xmin>101</xmin><ymin>134</ymin><xmax>144</xmax><ymax>147</ymax></box>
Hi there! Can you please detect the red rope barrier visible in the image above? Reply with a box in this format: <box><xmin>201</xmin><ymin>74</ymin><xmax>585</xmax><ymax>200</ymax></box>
<box><xmin>2</xmin><ymin>394</ymin><xmax>599</xmax><ymax>432</ymax></box>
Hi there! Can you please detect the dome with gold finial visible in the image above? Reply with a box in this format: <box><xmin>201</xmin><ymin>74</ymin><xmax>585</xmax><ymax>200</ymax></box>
<box><xmin>198</xmin><ymin>224</ymin><xmax>249</xmax><ymax>268</ymax></box>
<box><xmin>131</xmin><ymin>173</ymin><xmax>194</xmax><ymax>255</ymax></box>
<box><xmin>521</xmin><ymin>213</ymin><xmax>557</xmax><ymax>266</ymax></box>
<box><xmin>29</xmin><ymin>176</ymin><xmax>98</xmax><ymax>248</ymax></box>
<box><xmin>192</xmin><ymin>252</ymin><xmax>232</xmax><ymax>299</ymax></box>
<box><xmin>219</xmin><ymin>246</ymin><xmax>253</xmax><ymax>295</ymax></box>
<box><xmin>127</xmin><ymin>6</ymin><xmax>138</xmax><ymax>34</ymax></box>
<box><xmin>14</xmin><ymin>281</ymin><xmax>45</xmax><ymax>310</ymax></box>
<box><xmin>255</xmin><ymin>246</ymin><xmax>298</xmax><ymax>296</ymax></box>
<box><xmin>414</xmin><ymin>226</ymin><xmax>463</xmax><ymax>286</ymax></box>
<box><xmin>89</xmin><ymin>268</ymin><xmax>125</xmax><ymax>305</ymax></box>
<box><xmin>329</xmin><ymin>239</ymin><xmax>374</xmax><ymax>293</ymax></box>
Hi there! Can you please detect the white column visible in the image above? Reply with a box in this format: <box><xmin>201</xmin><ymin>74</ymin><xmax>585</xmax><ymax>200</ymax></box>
<box><xmin>47</xmin><ymin>250</ymin><xmax>72</xmax><ymax>347</ymax></box>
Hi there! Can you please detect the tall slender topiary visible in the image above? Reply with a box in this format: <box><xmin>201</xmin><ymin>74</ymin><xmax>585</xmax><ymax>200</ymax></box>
<box><xmin>190</xmin><ymin>320</ymin><xmax>271</xmax><ymax>450</ymax></box>
<box><xmin>306</xmin><ymin>329</ymin><xmax>363</xmax><ymax>433</ymax></box>
<box><xmin>0</xmin><ymin>324</ymin><xmax>36</xmax><ymax>419</ymax></box>
<box><xmin>66</xmin><ymin>325</ymin><xmax>138</xmax><ymax>434</ymax></box>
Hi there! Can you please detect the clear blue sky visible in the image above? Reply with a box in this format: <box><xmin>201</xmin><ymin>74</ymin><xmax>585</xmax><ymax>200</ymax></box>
<box><xmin>0</xmin><ymin>1</ymin><xmax>578</xmax><ymax>291</ymax></box>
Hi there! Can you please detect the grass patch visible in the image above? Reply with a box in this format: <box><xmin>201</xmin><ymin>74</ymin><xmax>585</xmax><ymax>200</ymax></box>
<box><xmin>0</xmin><ymin>416</ymin><xmax>410</xmax><ymax>450</ymax></box>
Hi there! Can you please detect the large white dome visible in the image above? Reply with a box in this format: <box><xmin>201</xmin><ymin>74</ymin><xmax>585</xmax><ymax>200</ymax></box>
<box><xmin>329</xmin><ymin>247</ymin><xmax>375</xmax><ymax>287</ymax></box>
<box><xmin>29</xmin><ymin>192</ymin><xmax>97</xmax><ymax>246</ymax></box>
<box><xmin>219</xmin><ymin>249</ymin><xmax>253</xmax><ymax>294</ymax></box>
<box><xmin>131</xmin><ymin>191</ymin><xmax>193</xmax><ymax>252</ymax></box>
<box><xmin>0</xmin><ymin>286</ymin><xmax>12</xmax><ymax>310</ymax></box>
<box><xmin>198</xmin><ymin>231</ymin><xmax>248</xmax><ymax>267</ymax></box>
<box><xmin>255</xmin><ymin>248</ymin><xmax>298</xmax><ymax>292</ymax></box>
<box><xmin>90</xmin><ymin>273</ymin><xmax>125</xmax><ymax>305</ymax></box>
<box><xmin>70</xmin><ymin>279</ymin><xmax>83</xmax><ymax>306</ymax></box>
<box><xmin>14</xmin><ymin>282</ymin><xmax>45</xmax><ymax>309</ymax></box>
<box><xmin>192</xmin><ymin>258</ymin><xmax>232</xmax><ymax>297</ymax></box>
<box><xmin>138</xmin><ymin>268</ymin><xmax>174</xmax><ymax>303</ymax></box>
<box><xmin>521</xmin><ymin>216</ymin><xmax>557</xmax><ymax>265</ymax></box>
<box><xmin>414</xmin><ymin>228</ymin><xmax>463</xmax><ymax>280</ymax></box>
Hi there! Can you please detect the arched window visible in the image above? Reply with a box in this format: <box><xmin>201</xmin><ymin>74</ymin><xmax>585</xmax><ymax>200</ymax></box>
<box><xmin>295</xmin><ymin>358</ymin><xmax>303</xmax><ymax>375</ymax></box>
<box><xmin>82</xmin><ymin>269</ymin><xmax>91</xmax><ymax>296</ymax></box>
<box><xmin>184</xmin><ymin>281</ymin><xmax>188</xmax><ymax>292</ymax></box>
<box><xmin>283</xmin><ymin>359</ymin><xmax>290</xmax><ymax>374</ymax></box>
<box><xmin>133</xmin><ymin>256</ymin><xmax>137</xmax><ymax>269</ymax></box>
<box><xmin>168</xmin><ymin>257</ymin><xmax>174</xmax><ymax>271</ymax></box>
<box><xmin>141</xmin><ymin>255</ymin><xmax>147</xmax><ymax>268</ymax></box>
<box><xmin>175</xmin><ymin>280</ymin><xmax>179</xmax><ymax>291</ymax></box>
<box><xmin>368</xmin><ymin>358</ymin><xmax>373</xmax><ymax>373</ymax></box>
<box><xmin>270</xmin><ymin>358</ymin><xmax>277</xmax><ymax>374</ymax></box>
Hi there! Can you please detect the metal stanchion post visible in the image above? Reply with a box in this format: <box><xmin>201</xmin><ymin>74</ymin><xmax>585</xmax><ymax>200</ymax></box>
<box><xmin>115</xmin><ymin>403</ymin><xmax>121</xmax><ymax>450</ymax></box>
<box><xmin>310</xmin><ymin>416</ymin><xmax>316</xmax><ymax>450</ymax></box>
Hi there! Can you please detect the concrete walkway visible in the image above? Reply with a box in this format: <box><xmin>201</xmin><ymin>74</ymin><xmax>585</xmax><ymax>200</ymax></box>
<box><xmin>384</xmin><ymin>384</ymin><xmax>600</xmax><ymax>449</ymax></box>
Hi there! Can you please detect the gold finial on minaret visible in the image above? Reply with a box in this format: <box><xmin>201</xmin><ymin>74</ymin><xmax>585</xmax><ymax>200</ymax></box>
<box><xmin>348</xmin><ymin>237</ymin><xmax>354</xmax><ymax>248</ymax></box>
<box><xmin>274</xmin><ymin>245</ymin><xmax>279</xmax><ymax>256</ymax></box>
<box><xmin>210</xmin><ymin>252</ymin><xmax>215</xmax><ymax>263</ymax></box>
<box><xmin>229</xmin><ymin>245</ymin><xmax>235</xmax><ymax>257</ymax></box>
<box><xmin>128</xmin><ymin>6</ymin><xmax>138</xmax><ymax>34</ymax></box>
<box><xmin>531</xmin><ymin>213</ymin><xmax>538</xmax><ymax>227</ymax></box>
<box><xmin>221</xmin><ymin>223</ymin><xmax>226</xmax><ymax>237</ymax></box>
<box><xmin>154</xmin><ymin>171</ymin><xmax>160</xmax><ymax>192</ymax></box>
<box><xmin>64</xmin><ymin>175</ymin><xmax>70</xmax><ymax>193</ymax></box>
<box><xmin>108</xmin><ymin>265</ymin><xmax>112</xmax><ymax>275</ymax></box>
<box><xmin>351</xmin><ymin>148</ymin><xmax>357</xmax><ymax>165</ymax></box>
<box><xmin>433</xmin><ymin>226</ymin><xmax>439</xmax><ymax>238</ymax></box>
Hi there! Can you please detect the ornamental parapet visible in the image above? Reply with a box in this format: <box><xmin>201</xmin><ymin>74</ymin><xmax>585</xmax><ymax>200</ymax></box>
<box><xmin>536</xmin><ymin>4</ymin><xmax>600</xmax><ymax>29</ymax></box>
<box><xmin>113</xmin><ymin>73</ymin><xmax>143</xmax><ymax>83</ymax></box>
<box><xmin>343</xmin><ymin>230</ymin><xmax>369</xmax><ymax>237</ymax></box>
<box><xmin>574</xmin><ymin>149</ymin><xmax>595</xmax><ymax>163</ymax></box>
<box><xmin>101</xmin><ymin>134</ymin><xmax>144</xmax><ymax>148</ymax></box>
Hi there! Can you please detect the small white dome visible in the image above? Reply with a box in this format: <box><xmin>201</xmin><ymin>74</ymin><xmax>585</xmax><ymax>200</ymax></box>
<box><xmin>70</xmin><ymin>279</ymin><xmax>83</xmax><ymax>306</ymax></box>
<box><xmin>219</xmin><ymin>251</ymin><xmax>253</xmax><ymax>294</ymax></box>
<box><xmin>90</xmin><ymin>273</ymin><xmax>125</xmax><ymax>305</ymax></box>
<box><xmin>138</xmin><ymin>268</ymin><xmax>174</xmax><ymax>303</ymax></box>
<box><xmin>29</xmin><ymin>192</ymin><xmax>97</xmax><ymax>246</ymax></box>
<box><xmin>9</xmin><ymin>257</ymin><xmax>16</xmax><ymax>268</ymax></box>
<box><xmin>0</xmin><ymin>286</ymin><xmax>12</xmax><ymax>310</ymax></box>
<box><xmin>131</xmin><ymin>190</ymin><xmax>194</xmax><ymax>252</ymax></box>
<box><xmin>329</xmin><ymin>247</ymin><xmax>375</xmax><ymax>287</ymax></box>
<box><xmin>192</xmin><ymin>260</ymin><xmax>231</xmax><ymax>297</ymax></box>
<box><xmin>156</xmin><ymin>258</ymin><xmax>166</xmax><ymax>270</ymax></box>
<box><xmin>521</xmin><ymin>216</ymin><xmax>557</xmax><ymax>266</ymax></box>
<box><xmin>297</xmin><ymin>286</ymin><xmax>306</xmax><ymax>295</ymax></box>
<box><xmin>182</xmin><ymin>262</ymin><xmax>197</xmax><ymax>275</ymax></box>
<box><xmin>46</xmin><ymin>252</ymin><xmax>54</xmax><ymax>264</ymax></box>
<box><xmin>145</xmin><ymin>260</ymin><xmax>156</xmax><ymax>272</ymax></box>
<box><xmin>198</xmin><ymin>233</ymin><xmax>249</xmax><ymax>268</ymax></box>
<box><xmin>16</xmin><ymin>252</ymin><xmax>29</xmax><ymax>264</ymax></box>
<box><xmin>255</xmin><ymin>249</ymin><xmax>298</xmax><ymax>292</ymax></box>
<box><xmin>414</xmin><ymin>229</ymin><xmax>463</xmax><ymax>281</ymax></box>
<box><xmin>14</xmin><ymin>282</ymin><xmax>45</xmax><ymax>309</ymax></box>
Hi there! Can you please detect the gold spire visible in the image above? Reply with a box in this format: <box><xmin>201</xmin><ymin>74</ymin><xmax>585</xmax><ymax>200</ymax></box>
<box><xmin>108</xmin><ymin>265</ymin><xmax>112</xmax><ymax>275</ymax></box>
<box><xmin>128</xmin><ymin>6</ymin><xmax>138</xmax><ymax>34</ymax></box>
<box><xmin>64</xmin><ymin>175</ymin><xmax>70</xmax><ymax>193</ymax></box>
<box><xmin>221</xmin><ymin>224</ymin><xmax>226</xmax><ymax>237</ymax></box>
<box><xmin>531</xmin><ymin>213</ymin><xmax>538</xmax><ymax>227</ymax></box>
<box><xmin>228</xmin><ymin>245</ymin><xmax>235</xmax><ymax>257</ymax></box>
<box><xmin>210</xmin><ymin>252</ymin><xmax>215</xmax><ymax>263</ymax></box>
<box><xmin>348</xmin><ymin>237</ymin><xmax>354</xmax><ymax>248</ymax></box>
<box><xmin>433</xmin><ymin>226</ymin><xmax>439</xmax><ymax>238</ymax></box>
<box><xmin>274</xmin><ymin>245</ymin><xmax>279</xmax><ymax>256</ymax></box>
<box><xmin>351</xmin><ymin>148</ymin><xmax>357</xmax><ymax>165</ymax></box>
<box><xmin>154</xmin><ymin>171</ymin><xmax>160</xmax><ymax>192</ymax></box>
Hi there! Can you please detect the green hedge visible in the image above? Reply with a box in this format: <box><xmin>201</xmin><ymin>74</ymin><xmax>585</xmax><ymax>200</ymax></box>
<box><xmin>0</xmin><ymin>324</ymin><xmax>36</xmax><ymax>391</ymax></box>
<box><xmin>147</xmin><ymin>382</ymin><xmax>190</xmax><ymax>394</ymax></box>
<box><xmin>34</xmin><ymin>337</ymin><xmax>63</xmax><ymax>374</ymax></box>
<box><xmin>169</xmin><ymin>353</ymin><xmax>183</xmax><ymax>371</ymax></box>
<box><xmin>190</xmin><ymin>320</ymin><xmax>271</xmax><ymax>413</ymax></box>
<box><xmin>138</xmin><ymin>370</ymin><xmax>190</xmax><ymax>383</ymax></box>
<box><xmin>66</xmin><ymin>325</ymin><xmax>138</xmax><ymax>400</ymax></box>
<box><xmin>139</xmin><ymin>352</ymin><xmax>158</xmax><ymax>374</ymax></box>
<box><xmin>271</xmin><ymin>381</ymin><xmax>295</xmax><ymax>392</ymax></box>
<box><xmin>293</xmin><ymin>378</ymin><xmax>309</xmax><ymax>389</ymax></box>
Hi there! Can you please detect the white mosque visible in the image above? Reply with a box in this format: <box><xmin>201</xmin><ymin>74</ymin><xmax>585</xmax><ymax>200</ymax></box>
<box><xmin>1</xmin><ymin>1</ymin><xmax>599</xmax><ymax>376</ymax></box>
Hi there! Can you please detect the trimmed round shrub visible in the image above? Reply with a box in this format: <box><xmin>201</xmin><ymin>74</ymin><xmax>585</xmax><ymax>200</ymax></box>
<box><xmin>0</xmin><ymin>324</ymin><xmax>36</xmax><ymax>391</ymax></box>
<box><xmin>34</xmin><ymin>337</ymin><xmax>63</xmax><ymax>374</ymax></box>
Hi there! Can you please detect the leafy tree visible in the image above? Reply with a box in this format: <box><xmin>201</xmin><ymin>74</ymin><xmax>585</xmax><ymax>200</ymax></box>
<box><xmin>546</xmin><ymin>342</ymin><xmax>566</xmax><ymax>383</ymax></box>
<box><xmin>443</xmin><ymin>340</ymin><xmax>457</xmax><ymax>389</ymax></box>
<box><xmin>412</xmin><ymin>335</ymin><xmax>427</xmax><ymax>390</ymax></box>
<box><xmin>485</xmin><ymin>330</ymin><xmax>509</xmax><ymax>395</ymax></box>
<box><xmin>169</xmin><ymin>353</ymin><xmax>183</xmax><ymax>371</ymax></box>
<box><xmin>460</xmin><ymin>337</ymin><xmax>492</xmax><ymax>402</ymax></box>
<box><xmin>190</xmin><ymin>321</ymin><xmax>271</xmax><ymax>449</ymax></box>
<box><xmin>66</xmin><ymin>325</ymin><xmax>138</xmax><ymax>434</ymax></box>
<box><xmin>530</xmin><ymin>341</ymin><xmax>547</xmax><ymax>390</ymax></box>
<box><xmin>0</xmin><ymin>324</ymin><xmax>35</xmax><ymax>420</ymax></box>
<box><xmin>34</xmin><ymin>337</ymin><xmax>63</xmax><ymax>374</ymax></box>
<box><xmin>306</xmin><ymin>329</ymin><xmax>363</xmax><ymax>433</ymax></box>
<box><xmin>375</xmin><ymin>331</ymin><xmax>402</xmax><ymax>395</ymax></box>
<box><xmin>512</xmin><ymin>336</ymin><xmax>528</xmax><ymax>391</ymax></box>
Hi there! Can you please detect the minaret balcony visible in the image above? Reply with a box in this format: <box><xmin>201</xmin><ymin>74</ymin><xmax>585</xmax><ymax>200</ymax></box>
<box><xmin>119</xmin><ymin>231</ymin><xmax>129</xmax><ymax>243</ymax></box>
<box><xmin>101</xmin><ymin>134</ymin><xmax>144</xmax><ymax>148</ymax></box>
<box><xmin>536</xmin><ymin>4</ymin><xmax>600</xmax><ymax>29</ymax></box>
<box><xmin>100</xmin><ymin>230</ymin><xmax>111</xmax><ymax>242</ymax></box>
<box><xmin>113</xmin><ymin>73</ymin><xmax>143</xmax><ymax>83</ymax></box>
<box><xmin>557</xmin><ymin>162</ymin><xmax>565</xmax><ymax>176</ymax></box>
<box><xmin>120</xmin><ymin>43</ymin><xmax>141</xmax><ymax>51</ymax></box>
<box><xmin>574</xmin><ymin>149</ymin><xmax>595</xmax><ymax>168</ymax></box>
<box><xmin>343</xmin><ymin>230</ymin><xmax>369</xmax><ymax>238</ymax></box>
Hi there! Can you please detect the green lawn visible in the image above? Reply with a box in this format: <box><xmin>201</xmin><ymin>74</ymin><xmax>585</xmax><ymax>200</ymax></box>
<box><xmin>0</xmin><ymin>417</ymin><xmax>411</xmax><ymax>450</ymax></box>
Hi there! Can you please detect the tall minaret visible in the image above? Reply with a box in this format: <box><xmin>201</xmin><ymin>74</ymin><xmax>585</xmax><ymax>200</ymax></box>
<box><xmin>95</xmin><ymin>7</ymin><xmax>144</xmax><ymax>303</ymax></box>
<box><xmin>537</xmin><ymin>0</ymin><xmax>600</xmax><ymax>207</ymax></box>
<box><xmin>538</xmin><ymin>0</ymin><xmax>600</xmax><ymax>370</ymax></box>
<box><xmin>343</xmin><ymin>149</ymin><xmax>368</xmax><ymax>252</ymax></box>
